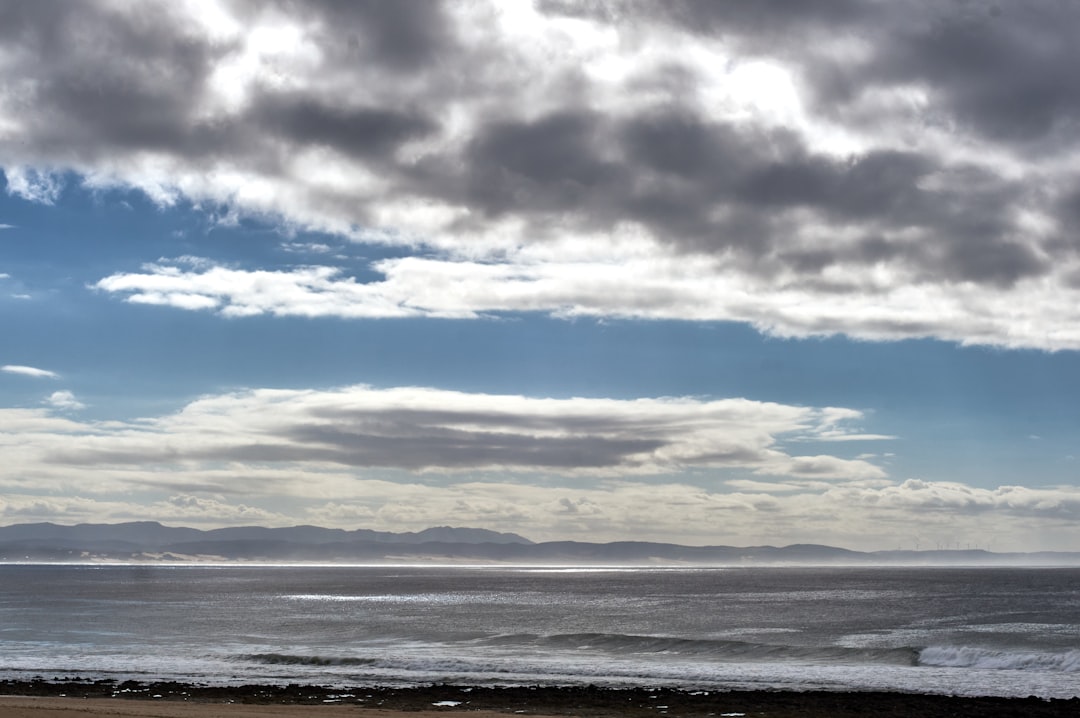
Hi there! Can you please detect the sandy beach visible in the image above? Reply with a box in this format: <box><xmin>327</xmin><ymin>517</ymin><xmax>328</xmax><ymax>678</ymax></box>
<box><xmin>0</xmin><ymin>699</ymin><xmax>564</xmax><ymax>718</ymax></box>
<box><xmin>0</xmin><ymin>698</ymin><xmax>376</xmax><ymax>718</ymax></box>
<box><xmin>2</xmin><ymin>680</ymin><xmax>1080</xmax><ymax>718</ymax></box>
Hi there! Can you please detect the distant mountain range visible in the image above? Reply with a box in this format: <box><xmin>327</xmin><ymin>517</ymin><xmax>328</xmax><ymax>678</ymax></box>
<box><xmin>1</xmin><ymin>521</ymin><xmax>1078</xmax><ymax>565</ymax></box>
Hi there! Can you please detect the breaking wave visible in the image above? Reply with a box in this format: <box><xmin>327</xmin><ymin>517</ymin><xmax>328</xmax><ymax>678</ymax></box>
<box><xmin>243</xmin><ymin>653</ymin><xmax>378</xmax><ymax>667</ymax></box>
<box><xmin>919</xmin><ymin>646</ymin><xmax>1080</xmax><ymax>673</ymax></box>
<box><xmin>241</xmin><ymin>639</ymin><xmax>1080</xmax><ymax>676</ymax></box>
<box><xmin>481</xmin><ymin>632</ymin><xmax>920</xmax><ymax>665</ymax></box>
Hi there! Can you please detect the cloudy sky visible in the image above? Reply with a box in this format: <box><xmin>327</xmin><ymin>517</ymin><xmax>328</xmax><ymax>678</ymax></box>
<box><xmin>2</xmin><ymin>0</ymin><xmax>1079</xmax><ymax>551</ymax></box>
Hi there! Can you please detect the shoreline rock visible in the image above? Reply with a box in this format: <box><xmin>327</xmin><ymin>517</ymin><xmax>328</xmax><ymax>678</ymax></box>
<box><xmin>2</xmin><ymin>678</ymin><xmax>1078</xmax><ymax>717</ymax></box>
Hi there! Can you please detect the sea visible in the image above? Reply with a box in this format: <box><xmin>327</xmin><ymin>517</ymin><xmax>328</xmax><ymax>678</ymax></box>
<box><xmin>1</xmin><ymin>564</ymin><xmax>1078</xmax><ymax>698</ymax></box>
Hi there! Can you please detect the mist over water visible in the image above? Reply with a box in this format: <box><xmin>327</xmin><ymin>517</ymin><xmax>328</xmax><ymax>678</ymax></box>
<box><xmin>1</xmin><ymin>565</ymin><xmax>1077</xmax><ymax>698</ymax></box>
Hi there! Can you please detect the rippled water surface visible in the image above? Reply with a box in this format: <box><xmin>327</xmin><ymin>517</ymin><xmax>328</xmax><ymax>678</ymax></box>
<box><xmin>1</xmin><ymin>564</ymin><xmax>1077</xmax><ymax>697</ymax></box>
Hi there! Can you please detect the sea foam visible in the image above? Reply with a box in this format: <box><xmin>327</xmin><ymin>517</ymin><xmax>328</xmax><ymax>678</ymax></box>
<box><xmin>919</xmin><ymin>646</ymin><xmax>1080</xmax><ymax>672</ymax></box>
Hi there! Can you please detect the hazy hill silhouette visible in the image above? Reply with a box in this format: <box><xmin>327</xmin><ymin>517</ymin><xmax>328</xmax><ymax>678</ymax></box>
<box><xmin>1</xmin><ymin>522</ymin><xmax>1077</xmax><ymax>565</ymax></box>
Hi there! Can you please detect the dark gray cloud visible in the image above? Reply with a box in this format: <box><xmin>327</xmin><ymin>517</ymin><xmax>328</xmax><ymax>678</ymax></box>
<box><xmin>459</xmin><ymin>110</ymin><xmax>621</xmax><ymax>217</ymax></box>
<box><xmin>0</xmin><ymin>0</ymin><xmax>450</xmax><ymax>164</ymax></box>
<box><xmin>289</xmin><ymin>426</ymin><xmax>664</xmax><ymax>470</ymax></box>
<box><xmin>553</xmin><ymin>0</ymin><xmax>1080</xmax><ymax>149</ymax></box>
<box><xmin>307</xmin><ymin>406</ymin><xmax>676</xmax><ymax>437</ymax></box>
<box><xmin>252</xmin><ymin>0</ymin><xmax>455</xmax><ymax>73</ymax></box>
<box><xmin>3</xmin><ymin>0</ymin><xmax>1079</xmax><ymax>336</ymax></box>
<box><xmin>618</xmin><ymin>110</ymin><xmax>766</xmax><ymax>183</ymax></box>
<box><xmin>856</xmin><ymin>3</ymin><xmax>1080</xmax><ymax>145</ymax></box>
<box><xmin>445</xmin><ymin>105</ymin><xmax>1043</xmax><ymax>286</ymax></box>
<box><xmin>34</xmin><ymin>387</ymin><xmax>880</xmax><ymax>478</ymax></box>
<box><xmin>250</xmin><ymin>93</ymin><xmax>437</xmax><ymax>162</ymax></box>
<box><xmin>0</xmin><ymin>1</ymin><xmax>232</xmax><ymax>160</ymax></box>
<box><xmin>52</xmin><ymin>433</ymin><xmax>660</xmax><ymax>472</ymax></box>
<box><xmin>538</xmin><ymin>0</ymin><xmax>869</xmax><ymax>37</ymax></box>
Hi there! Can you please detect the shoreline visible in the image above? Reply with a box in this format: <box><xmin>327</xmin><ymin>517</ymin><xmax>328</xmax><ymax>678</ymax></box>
<box><xmin>2</xmin><ymin>679</ymin><xmax>1078</xmax><ymax>717</ymax></box>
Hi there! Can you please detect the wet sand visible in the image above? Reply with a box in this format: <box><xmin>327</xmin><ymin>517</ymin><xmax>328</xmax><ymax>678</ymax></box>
<box><xmin>1</xmin><ymin>680</ymin><xmax>1078</xmax><ymax>718</ymax></box>
<box><xmin>0</xmin><ymin>698</ymin><xmax>368</xmax><ymax>718</ymax></box>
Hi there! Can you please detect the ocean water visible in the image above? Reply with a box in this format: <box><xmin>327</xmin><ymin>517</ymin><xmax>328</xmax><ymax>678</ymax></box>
<box><xmin>0</xmin><ymin>564</ymin><xmax>1078</xmax><ymax>698</ymax></box>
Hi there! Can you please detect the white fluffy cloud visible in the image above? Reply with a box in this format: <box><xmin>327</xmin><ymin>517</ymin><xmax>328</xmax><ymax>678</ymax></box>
<box><xmin>2</xmin><ymin>364</ymin><xmax>58</xmax><ymax>379</ymax></box>
<box><xmin>98</xmin><ymin>250</ymin><xmax>1080</xmax><ymax>349</ymax></box>
<box><xmin>13</xmin><ymin>385</ymin><xmax>884</xmax><ymax>479</ymax></box>
<box><xmin>2</xmin><ymin>476</ymin><xmax>1077</xmax><ymax>552</ymax></box>
<box><xmin>836</xmin><ymin>479</ymin><xmax>1080</xmax><ymax>520</ymax></box>
<box><xmin>44</xmin><ymin>390</ymin><xmax>86</xmax><ymax>411</ymax></box>
<box><xmin>0</xmin><ymin>493</ymin><xmax>289</xmax><ymax>527</ymax></box>
<box><xmin>3</xmin><ymin>166</ymin><xmax>64</xmax><ymax>204</ymax></box>
<box><xmin>0</xmin><ymin>385</ymin><xmax>1075</xmax><ymax>550</ymax></box>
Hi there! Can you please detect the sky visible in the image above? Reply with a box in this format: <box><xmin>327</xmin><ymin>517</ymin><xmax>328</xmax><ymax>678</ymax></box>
<box><xmin>2</xmin><ymin>0</ymin><xmax>1080</xmax><ymax>552</ymax></box>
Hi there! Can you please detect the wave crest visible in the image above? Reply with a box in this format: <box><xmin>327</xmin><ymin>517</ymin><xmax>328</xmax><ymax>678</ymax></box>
<box><xmin>919</xmin><ymin>646</ymin><xmax>1080</xmax><ymax>673</ymax></box>
<box><xmin>486</xmin><ymin>632</ymin><xmax>920</xmax><ymax>665</ymax></box>
<box><xmin>241</xmin><ymin>653</ymin><xmax>377</xmax><ymax>667</ymax></box>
